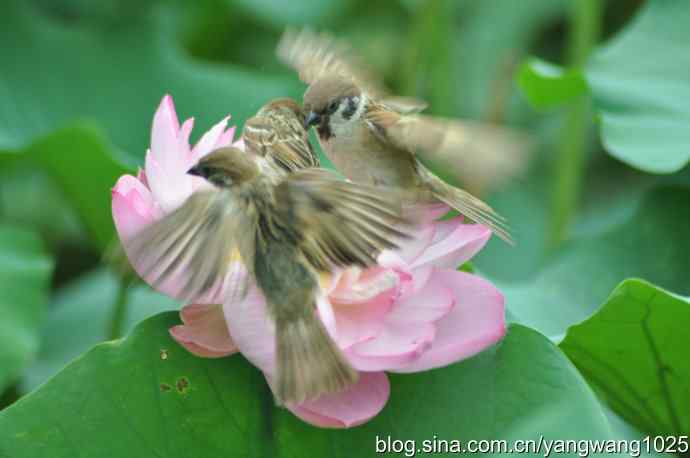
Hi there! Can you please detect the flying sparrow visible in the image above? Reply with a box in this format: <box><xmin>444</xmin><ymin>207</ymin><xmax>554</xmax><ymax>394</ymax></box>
<box><xmin>125</xmin><ymin>146</ymin><xmax>410</xmax><ymax>404</ymax></box>
<box><xmin>277</xmin><ymin>28</ymin><xmax>531</xmax><ymax>243</ymax></box>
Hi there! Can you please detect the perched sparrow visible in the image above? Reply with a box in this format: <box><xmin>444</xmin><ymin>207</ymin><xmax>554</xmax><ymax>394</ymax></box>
<box><xmin>242</xmin><ymin>98</ymin><xmax>319</xmax><ymax>175</ymax></box>
<box><xmin>126</xmin><ymin>146</ymin><xmax>410</xmax><ymax>404</ymax></box>
<box><xmin>278</xmin><ymin>29</ymin><xmax>530</xmax><ymax>243</ymax></box>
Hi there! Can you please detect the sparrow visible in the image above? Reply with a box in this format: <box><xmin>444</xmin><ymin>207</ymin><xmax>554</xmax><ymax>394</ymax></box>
<box><xmin>277</xmin><ymin>28</ymin><xmax>531</xmax><ymax>243</ymax></box>
<box><xmin>110</xmin><ymin>98</ymin><xmax>319</xmax><ymax>291</ymax></box>
<box><xmin>242</xmin><ymin>97</ymin><xmax>319</xmax><ymax>175</ymax></box>
<box><xmin>125</xmin><ymin>146</ymin><xmax>410</xmax><ymax>404</ymax></box>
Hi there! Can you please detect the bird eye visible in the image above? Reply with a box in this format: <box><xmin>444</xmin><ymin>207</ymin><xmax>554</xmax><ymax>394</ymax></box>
<box><xmin>328</xmin><ymin>100</ymin><xmax>339</xmax><ymax>113</ymax></box>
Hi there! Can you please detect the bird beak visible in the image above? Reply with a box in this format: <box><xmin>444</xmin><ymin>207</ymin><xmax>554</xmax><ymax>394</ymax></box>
<box><xmin>304</xmin><ymin>111</ymin><xmax>321</xmax><ymax>129</ymax></box>
<box><xmin>187</xmin><ymin>165</ymin><xmax>203</xmax><ymax>177</ymax></box>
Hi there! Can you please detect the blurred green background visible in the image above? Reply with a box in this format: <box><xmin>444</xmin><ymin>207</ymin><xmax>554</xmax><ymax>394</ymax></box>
<box><xmin>1</xmin><ymin>0</ymin><xmax>689</xmax><ymax>453</ymax></box>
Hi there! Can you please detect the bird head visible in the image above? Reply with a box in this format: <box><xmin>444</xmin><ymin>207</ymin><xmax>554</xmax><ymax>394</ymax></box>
<box><xmin>257</xmin><ymin>97</ymin><xmax>304</xmax><ymax>120</ymax></box>
<box><xmin>187</xmin><ymin>147</ymin><xmax>259</xmax><ymax>188</ymax></box>
<box><xmin>303</xmin><ymin>75</ymin><xmax>363</xmax><ymax>139</ymax></box>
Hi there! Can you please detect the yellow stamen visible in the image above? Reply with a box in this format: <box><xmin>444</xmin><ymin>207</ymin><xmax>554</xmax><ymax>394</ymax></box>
<box><xmin>318</xmin><ymin>272</ymin><xmax>332</xmax><ymax>291</ymax></box>
<box><xmin>228</xmin><ymin>247</ymin><xmax>242</xmax><ymax>263</ymax></box>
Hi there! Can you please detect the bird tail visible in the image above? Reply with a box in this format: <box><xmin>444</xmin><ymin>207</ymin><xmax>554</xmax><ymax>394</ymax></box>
<box><xmin>274</xmin><ymin>308</ymin><xmax>358</xmax><ymax>404</ymax></box>
<box><xmin>416</xmin><ymin>161</ymin><xmax>514</xmax><ymax>244</ymax></box>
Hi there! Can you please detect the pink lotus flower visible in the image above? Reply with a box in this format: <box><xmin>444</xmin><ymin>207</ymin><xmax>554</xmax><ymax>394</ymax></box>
<box><xmin>112</xmin><ymin>95</ymin><xmax>506</xmax><ymax>428</ymax></box>
<box><xmin>112</xmin><ymin>95</ymin><xmax>244</xmax><ymax>303</ymax></box>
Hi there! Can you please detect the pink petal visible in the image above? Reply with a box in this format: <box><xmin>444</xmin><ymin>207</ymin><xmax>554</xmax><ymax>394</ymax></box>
<box><xmin>111</xmin><ymin>174</ymin><xmax>160</xmax><ymax>240</ymax></box>
<box><xmin>431</xmin><ymin>215</ymin><xmax>463</xmax><ymax>241</ymax></box>
<box><xmin>377</xmin><ymin>250</ymin><xmax>407</xmax><ymax>270</ymax></box>
<box><xmin>395</xmin><ymin>224</ymin><xmax>435</xmax><ymax>266</ymax></box>
<box><xmin>332</xmin><ymin>292</ymin><xmax>393</xmax><ymax>349</ymax></box>
<box><xmin>327</xmin><ymin>268</ymin><xmax>360</xmax><ymax>298</ymax></box>
<box><xmin>145</xmin><ymin>96</ymin><xmax>198</xmax><ymax>212</ymax></box>
<box><xmin>335</xmin><ymin>314</ymin><xmax>382</xmax><ymax>350</ymax></box>
<box><xmin>150</xmin><ymin>95</ymin><xmax>187</xmax><ymax>177</ymax></box>
<box><xmin>327</xmin><ymin>268</ymin><xmax>360</xmax><ymax>295</ymax></box>
<box><xmin>191</xmin><ymin>116</ymin><xmax>231</xmax><ymax>163</ymax></box>
<box><xmin>406</xmin><ymin>202</ymin><xmax>450</xmax><ymax>224</ymax></box>
<box><xmin>145</xmin><ymin>153</ymin><xmax>194</xmax><ymax>213</ymax></box>
<box><xmin>153</xmin><ymin>94</ymin><xmax>180</xmax><ymax>136</ymax></box>
<box><xmin>405</xmin><ymin>265</ymin><xmax>432</xmax><ymax>295</ymax></box>
<box><xmin>223</xmin><ymin>284</ymin><xmax>277</xmax><ymax>376</ymax></box>
<box><xmin>191</xmin><ymin>263</ymin><xmax>250</xmax><ymax>305</ymax></box>
<box><xmin>384</xmin><ymin>272</ymin><xmax>455</xmax><ymax>325</ymax></box>
<box><xmin>411</xmin><ymin>219</ymin><xmax>491</xmax><ymax>270</ymax></box>
<box><xmin>286</xmin><ymin>372</ymin><xmax>390</xmax><ymax>428</ymax></box>
<box><xmin>391</xmin><ymin>270</ymin><xmax>505</xmax><ymax>373</ymax></box>
<box><xmin>329</xmin><ymin>268</ymin><xmax>398</xmax><ymax>305</ymax></box>
<box><xmin>136</xmin><ymin>168</ymin><xmax>149</xmax><ymax>188</ymax></box>
<box><xmin>217</xmin><ymin>126</ymin><xmax>237</xmax><ymax>149</ymax></box>
<box><xmin>346</xmin><ymin>322</ymin><xmax>435</xmax><ymax>371</ymax></box>
<box><xmin>316</xmin><ymin>293</ymin><xmax>338</xmax><ymax>339</ymax></box>
<box><xmin>169</xmin><ymin>303</ymin><xmax>237</xmax><ymax>358</ymax></box>
<box><xmin>178</xmin><ymin>117</ymin><xmax>195</xmax><ymax>165</ymax></box>
<box><xmin>328</xmin><ymin>268</ymin><xmax>403</xmax><ymax>348</ymax></box>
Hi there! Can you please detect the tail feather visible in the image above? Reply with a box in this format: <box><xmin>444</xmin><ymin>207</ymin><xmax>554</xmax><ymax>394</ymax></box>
<box><xmin>275</xmin><ymin>311</ymin><xmax>358</xmax><ymax>404</ymax></box>
<box><xmin>417</xmin><ymin>161</ymin><xmax>514</xmax><ymax>244</ymax></box>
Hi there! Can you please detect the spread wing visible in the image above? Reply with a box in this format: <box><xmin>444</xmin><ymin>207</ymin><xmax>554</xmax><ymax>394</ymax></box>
<box><xmin>378</xmin><ymin>96</ymin><xmax>428</xmax><ymax>115</ymax></box>
<box><xmin>365</xmin><ymin>102</ymin><xmax>532</xmax><ymax>194</ymax></box>
<box><xmin>243</xmin><ymin>113</ymin><xmax>318</xmax><ymax>173</ymax></box>
<box><xmin>125</xmin><ymin>190</ymin><xmax>255</xmax><ymax>302</ymax></box>
<box><xmin>277</xmin><ymin>27</ymin><xmax>389</xmax><ymax>98</ymax></box>
<box><xmin>275</xmin><ymin>169</ymin><xmax>410</xmax><ymax>271</ymax></box>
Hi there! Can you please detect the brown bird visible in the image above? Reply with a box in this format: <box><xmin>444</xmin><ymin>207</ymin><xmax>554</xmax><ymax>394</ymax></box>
<box><xmin>242</xmin><ymin>97</ymin><xmax>319</xmax><ymax>175</ymax></box>
<box><xmin>277</xmin><ymin>28</ymin><xmax>531</xmax><ymax>243</ymax></box>
<box><xmin>125</xmin><ymin>146</ymin><xmax>410</xmax><ymax>404</ymax></box>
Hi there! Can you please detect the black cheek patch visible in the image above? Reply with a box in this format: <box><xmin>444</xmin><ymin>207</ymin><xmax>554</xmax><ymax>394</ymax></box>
<box><xmin>342</xmin><ymin>97</ymin><xmax>357</xmax><ymax>120</ymax></box>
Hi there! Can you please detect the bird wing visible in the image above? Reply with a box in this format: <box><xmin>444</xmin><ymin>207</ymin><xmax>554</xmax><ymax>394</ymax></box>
<box><xmin>275</xmin><ymin>168</ymin><xmax>410</xmax><ymax>272</ymax></box>
<box><xmin>365</xmin><ymin>101</ymin><xmax>532</xmax><ymax>194</ymax></box>
<box><xmin>378</xmin><ymin>96</ymin><xmax>428</xmax><ymax>114</ymax></box>
<box><xmin>365</xmin><ymin>103</ymin><xmax>515</xmax><ymax>243</ymax></box>
<box><xmin>277</xmin><ymin>27</ymin><xmax>390</xmax><ymax>98</ymax></box>
<box><xmin>243</xmin><ymin>113</ymin><xmax>318</xmax><ymax>174</ymax></box>
<box><xmin>125</xmin><ymin>190</ymin><xmax>256</xmax><ymax>302</ymax></box>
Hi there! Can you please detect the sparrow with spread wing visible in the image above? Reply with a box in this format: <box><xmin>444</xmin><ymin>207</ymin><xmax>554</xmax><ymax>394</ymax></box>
<box><xmin>278</xmin><ymin>28</ymin><xmax>531</xmax><ymax>243</ymax></box>
<box><xmin>125</xmin><ymin>146</ymin><xmax>410</xmax><ymax>404</ymax></box>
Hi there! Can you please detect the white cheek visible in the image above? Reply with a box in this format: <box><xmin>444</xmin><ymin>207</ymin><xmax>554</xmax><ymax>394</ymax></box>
<box><xmin>331</xmin><ymin>98</ymin><xmax>363</xmax><ymax>138</ymax></box>
<box><xmin>331</xmin><ymin>115</ymin><xmax>355</xmax><ymax>138</ymax></box>
<box><xmin>334</xmin><ymin>103</ymin><xmax>351</xmax><ymax>122</ymax></box>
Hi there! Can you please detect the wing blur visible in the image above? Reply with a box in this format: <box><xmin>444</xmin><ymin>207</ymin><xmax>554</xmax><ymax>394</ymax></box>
<box><xmin>366</xmin><ymin>102</ymin><xmax>531</xmax><ymax>194</ymax></box>
<box><xmin>125</xmin><ymin>190</ymin><xmax>255</xmax><ymax>302</ymax></box>
<box><xmin>274</xmin><ymin>168</ymin><xmax>411</xmax><ymax>271</ymax></box>
<box><xmin>277</xmin><ymin>27</ymin><xmax>389</xmax><ymax>98</ymax></box>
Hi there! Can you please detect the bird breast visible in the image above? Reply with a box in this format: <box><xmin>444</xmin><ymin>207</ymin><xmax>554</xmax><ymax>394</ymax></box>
<box><xmin>320</xmin><ymin>124</ymin><xmax>419</xmax><ymax>188</ymax></box>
